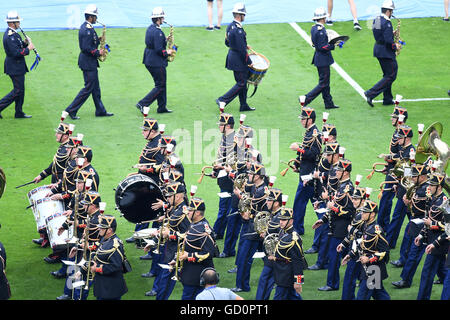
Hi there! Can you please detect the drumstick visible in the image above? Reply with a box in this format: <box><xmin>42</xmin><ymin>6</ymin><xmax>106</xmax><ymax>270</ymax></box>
<box><xmin>16</xmin><ymin>181</ymin><xmax>35</xmax><ymax>189</ymax></box>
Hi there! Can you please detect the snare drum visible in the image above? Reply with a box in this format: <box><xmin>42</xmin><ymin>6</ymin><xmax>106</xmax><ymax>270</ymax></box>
<box><xmin>247</xmin><ymin>52</ymin><xmax>270</xmax><ymax>86</ymax></box>
<box><xmin>46</xmin><ymin>211</ymin><xmax>73</xmax><ymax>249</ymax></box>
<box><xmin>115</xmin><ymin>174</ymin><xmax>165</xmax><ymax>224</ymax></box>
<box><xmin>27</xmin><ymin>186</ymin><xmax>57</xmax><ymax>231</ymax></box>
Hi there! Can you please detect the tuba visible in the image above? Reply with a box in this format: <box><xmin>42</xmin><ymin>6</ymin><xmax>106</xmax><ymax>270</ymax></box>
<box><xmin>97</xmin><ymin>21</ymin><xmax>108</xmax><ymax>62</ymax></box>
<box><xmin>164</xmin><ymin>22</ymin><xmax>177</xmax><ymax>62</ymax></box>
<box><xmin>392</xmin><ymin>16</ymin><xmax>405</xmax><ymax>56</ymax></box>
<box><xmin>416</xmin><ymin>121</ymin><xmax>450</xmax><ymax>193</ymax></box>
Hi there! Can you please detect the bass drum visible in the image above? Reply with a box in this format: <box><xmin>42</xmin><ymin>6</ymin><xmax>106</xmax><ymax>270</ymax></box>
<box><xmin>115</xmin><ymin>174</ymin><xmax>164</xmax><ymax>224</ymax></box>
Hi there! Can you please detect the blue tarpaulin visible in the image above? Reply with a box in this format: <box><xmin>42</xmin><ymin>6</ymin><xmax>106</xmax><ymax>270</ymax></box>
<box><xmin>1</xmin><ymin>0</ymin><xmax>446</xmax><ymax>31</ymax></box>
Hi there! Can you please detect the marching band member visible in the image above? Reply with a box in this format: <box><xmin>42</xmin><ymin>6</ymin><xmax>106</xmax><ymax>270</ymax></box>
<box><xmin>31</xmin><ymin>121</ymin><xmax>73</xmax><ymax>247</ymax></box>
<box><xmin>126</xmin><ymin>118</ymin><xmax>164</xmax><ymax>245</ymax></box>
<box><xmin>392</xmin><ymin>163</ymin><xmax>430</xmax><ymax>289</ymax></box>
<box><xmin>337</xmin><ymin>187</ymin><xmax>367</xmax><ymax>300</ymax></box>
<box><xmin>307</xmin><ymin>142</ymin><xmax>340</xmax><ymax>270</ymax></box>
<box><xmin>0</xmin><ymin>10</ymin><xmax>33</xmax><ymax>119</ymax></box>
<box><xmin>313</xmin><ymin>158</ymin><xmax>355</xmax><ymax>291</ymax></box>
<box><xmin>64</xmin><ymin>4</ymin><xmax>113</xmax><ymax>119</ymax></box>
<box><xmin>290</xmin><ymin>107</ymin><xmax>322</xmax><ymax>235</ymax></box>
<box><xmin>377</xmin><ymin>106</ymin><xmax>408</xmax><ymax>230</ymax></box>
<box><xmin>364</xmin><ymin>0</ymin><xmax>399</xmax><ymax>107</ymax></box>
<box><xmin>216</xmin><ymin>3</ymin><xmax>254</xmax><ymax>112</ymax></box>
<box><xmin>154</xmin><ymin>182</ymin><xmax>189</xmax><ymax>300</ymax></box>
<box><xmin>179</xmin><ymin>197</ymin><xmax>217</xmax><ymax>300</ymax></box>
<box><xmin>91</xmin><ymin>215</ymin><xmax>128</xmax><ymax>300</ymax></box>
<box><xmin>136</xmin><ymin>6</ymin><xmax>174</xmax><ymax>114</ymax></box>
<box><xmin>306</xmin><ymin>123</ymin><xmax>338</xmax><ymax>257</ymax></box>
<box><xmin>302</xmin><ymin>7</ymin><xmax>339</xmax><ymax>110</ymax></box>
<box><xmin>57</xmin><ymin>191</ymin><xmax>102</xmax><ymax>300</ymax></box>
<box><xmin>211</xmin><ymin>113</ymin><xmax>236</xmax><ymax>240</ymax></box>
<box><xmin>417</xmin><ymin>173</ymin><xmax>448</xmax><ymax>299</ymax></box>
<box><xmin>385</xmin><ymin>125</ymin><xmax>416</xmax><ymax>262</ymax></box>
<box><xmin>342</xmin><ymin>200</ymin><xmax>391</xmax><ymax>300</ymax></box>
<box><xmin>271</xmin><ymin>207</ymin><xmax>307</xmax><ymax>300</ymax></box>
<box><xmin>232</xmin><ymin>163</ymin><xmax>267</xmax><ymax>293</ymax></box>
<box><xmin>255</xmin><ymin>188</ymin><xmax>283</xmax><ymax>300</ymax></box>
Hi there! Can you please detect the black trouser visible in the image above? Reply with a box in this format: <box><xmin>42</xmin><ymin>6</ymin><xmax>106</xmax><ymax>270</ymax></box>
<box><xmin>138</xmin><ymin>66</ymin><xmax>167</xmax><ymax>110</ymax></box>
<box><xmin>219</xmin><ymin>70</ymin><xmax>249</xmax><ymax>108</ymax></box>
<box><xmin>366</xmin><ymin>57</ymin><xmax>398</xmax><ymax>103</ymax></box>
<box><xmin>65</xmin><ymin>69</ymin><xmax>107</xmax><ymax>116</ymax></box>
<box><xmin>0</xmin><ymin>74</ymin><xmax>26</xmax><ymax>116</ymax></box>
<box><xmin>305</xmin><ymin>66</ymin><xmax>334</xmax><ymax>108</ymax></box>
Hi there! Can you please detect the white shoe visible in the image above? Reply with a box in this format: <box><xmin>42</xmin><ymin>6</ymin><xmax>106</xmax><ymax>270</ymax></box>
<box><xmin>354</xmin><ymin>22</ymin><xmax>362</xmax><ymax>30</ymax></box>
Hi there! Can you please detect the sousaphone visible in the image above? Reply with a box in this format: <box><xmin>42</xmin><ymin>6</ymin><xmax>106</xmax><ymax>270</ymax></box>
<box><xmin>416</xmin><ymin>122</ymin><xmax>449</xmax><ymax>172</ymax></box>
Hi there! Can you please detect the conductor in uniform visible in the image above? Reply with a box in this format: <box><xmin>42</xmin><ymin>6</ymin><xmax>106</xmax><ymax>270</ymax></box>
<box><xmin>136</xmin><ymin>7</ymin><xmax>174</xmax><ymax>114</ymax></box>
<box><xmin>64</xmin><ymin>4</ymin><xmax>113</xmax><ymax>120</ymax></box>
<box><xmin>302</xmin><ymin>8</ymin><xmax>339</xmax><ymax>110</ymax></box>
<box><xmin>0</xmin><ymin>11</ymin><xmax>33</xmax><ymax>119</ymax></box>
<box><xmin>216</xmin><ymin>3</ymin><xmax>254</xmax><ymax>112</ymax></box>
<box><xmin>364</xmin><ymin>0</ymin><xmax>399</xmax><ymax>107</ymax></box>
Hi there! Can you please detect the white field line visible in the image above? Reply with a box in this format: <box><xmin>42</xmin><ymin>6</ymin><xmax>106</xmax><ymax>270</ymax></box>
<box><xmin>288</xmin><ymin>22</ymin><xmax>450</xmax><ymax>104</ymax></box>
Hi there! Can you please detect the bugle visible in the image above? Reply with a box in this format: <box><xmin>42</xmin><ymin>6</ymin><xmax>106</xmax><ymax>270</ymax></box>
<box><xmin>197</xmin><ymin>166</ymin><xmax>214</xmax><ymax>184</ymax></box>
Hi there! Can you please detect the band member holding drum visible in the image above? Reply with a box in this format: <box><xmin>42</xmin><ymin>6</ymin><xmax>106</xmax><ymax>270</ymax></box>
<box><xmin>179</xmin><ymin>197</ymin><xmax>217</xmax><ymax>300</ymax></box>
<box><xmin>136</xmin><ymin>7</ymin><xmax>174</xmax><ymax>114</ymax></box>
<box><xmin>364</xmin><ymin>0</ymin><xmax>399</xmax><ymax>107</ymax></box>
<box><xmin>0</xmin><ymin>11</ymin><xmax>33</xmax><ymax>119</ymax></box>
<box><xmin>64</xmin><ymin>4</ymin><xmax>113</xmax><ymax>120</ymax></box>
<box><xmin>31</xmin><ymin>121</ymin><xmax>73</xmax><ymax>248</ymax></box>
<box><xmin>302</xmin><ymin>7</ymin><xmax>339</xmax><ymax>110</ymax></box>
<box><xmin>216</xmin><ymin>3</ymin><xmax>254</xmax><ymax>112</ymax></box>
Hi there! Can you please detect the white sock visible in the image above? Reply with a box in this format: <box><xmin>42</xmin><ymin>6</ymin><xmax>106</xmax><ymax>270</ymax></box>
<box><xmin>354</xmin><ymin>18</ymin><xmax>359</xmax><ymax>24</ymax></box>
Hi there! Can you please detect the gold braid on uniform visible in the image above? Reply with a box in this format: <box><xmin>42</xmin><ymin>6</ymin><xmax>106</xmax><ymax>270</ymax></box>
<box><xmin>411</xmin><ymin>193</ymin><xmax>428</xmax><ymax>217</ymax></box>
<box><xmin>185</xmin><ymin>228</ymin><xmax>214</xmax><ymax>263</ymax></box>
<box><xmin>95</xmin><ymin>238</ymin><xmax>124</xmax><ymax>265</ymax></box>
<box><xmin>361</xmin><ymin>218</ymin><xmax>388</xmax><ymax>262</ymax></box>
<box><xmin>275</xmin><ymin>231</ymin><xmax>304</xmax><ymax>261</ymax></box>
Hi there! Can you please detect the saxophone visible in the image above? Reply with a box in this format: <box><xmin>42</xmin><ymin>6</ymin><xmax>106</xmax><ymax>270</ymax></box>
<box><xmin>97</xmin><ymin>21</ymin><xmax>108</xmax><ymax>62</ymax></box>
<box><xmin>392</xmin><ymin>16</ymin><xmax>404</xmax><ymax>56</ymax></box>
<box><xmin>164</xmin><ymin>22</ymin><xmax>177</xmax><ymax>62</ymax></box>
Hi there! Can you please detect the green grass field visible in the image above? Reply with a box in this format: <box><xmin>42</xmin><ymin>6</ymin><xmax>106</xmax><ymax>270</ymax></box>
<box><xmin>0</xmin><ymin>18</ymin><xmax>449</xmax><ymax>300</ymax></box>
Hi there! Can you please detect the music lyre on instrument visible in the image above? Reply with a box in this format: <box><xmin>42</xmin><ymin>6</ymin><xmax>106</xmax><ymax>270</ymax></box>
<box><xmin>247</xmin><ymin>48</ymin><xmax>270</xmax><ymax>98</ymax></box>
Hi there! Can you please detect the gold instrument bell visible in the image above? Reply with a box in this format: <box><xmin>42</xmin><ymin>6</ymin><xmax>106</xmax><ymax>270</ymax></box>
<box><xmin>416</xmin><ymin>122</ymin><xmax>449</xmax><ymax>172</ymax></box>
<box><xmin>326</xmin><ymin>29</ymin><xmax>349</xmax><ymax>46</ymax></box>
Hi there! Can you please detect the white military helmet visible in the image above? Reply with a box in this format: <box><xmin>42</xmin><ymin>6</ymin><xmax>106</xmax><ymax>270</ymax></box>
<box><xmin>312</xmin><ymin>7</ymin><xmax>328</xmax><ymax>20</ymax></box>
<box><xmin>151</xmin><ymin>7</ymin><xmax>165</xmax><ymax>18</ymax></box>
<box><xmin>5</xmin><ymin>10</ymin><xmax>22</xmax><ymax>22</ymax></box>
<box><xmin>84</xmin><ymin>4</ymin><xmax>99</xmax><ymax>16</ymax></box>
<box><xmin>232</xmin><ymin>3</ymin><xmax>247</xmax><ymax>15</ymax></box>
<box><xmin>381</xmin><ymin>0</ymin><xmax>395</xmax><ymax>10</ymax></box>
